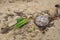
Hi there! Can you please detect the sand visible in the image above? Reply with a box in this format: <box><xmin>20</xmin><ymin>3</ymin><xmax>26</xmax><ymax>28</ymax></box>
<box><xmin>0</xmin><ymin>0</ymin><xmax>60</xmax><ymax>40</ymax></box>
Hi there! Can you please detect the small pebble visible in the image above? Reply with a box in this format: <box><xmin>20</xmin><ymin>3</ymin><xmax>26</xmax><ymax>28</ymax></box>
<box><xmin>35</xmin><ymin>15</ymin><xmax>49</xmax><ymax>26</ymax></box>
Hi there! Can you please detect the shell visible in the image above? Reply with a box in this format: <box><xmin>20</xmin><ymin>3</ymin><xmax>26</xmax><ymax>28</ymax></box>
<box><xmin>35</xmin><ymin>15</ymin><xmax>49</xmax><ymax>26</ymax></box>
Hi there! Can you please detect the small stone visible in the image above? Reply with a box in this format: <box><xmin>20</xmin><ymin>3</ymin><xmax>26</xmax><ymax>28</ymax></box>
<box><xmin>35</xmin><ymin>15</ymin><xmax>49</xmax><ymax>26</ymax></box>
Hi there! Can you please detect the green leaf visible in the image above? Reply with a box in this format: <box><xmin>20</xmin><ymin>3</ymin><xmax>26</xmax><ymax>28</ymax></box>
<box><xmin>15</xmin><ymin>18</ymin><xmax>28</xmax><ymax>29</ymax></box>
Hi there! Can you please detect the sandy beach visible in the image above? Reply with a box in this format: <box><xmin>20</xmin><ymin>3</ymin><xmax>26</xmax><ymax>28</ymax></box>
<box><xmin>0</xmin><ymin>0</ymin><xmax>60</xmax><ymax>40</ymax></box>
